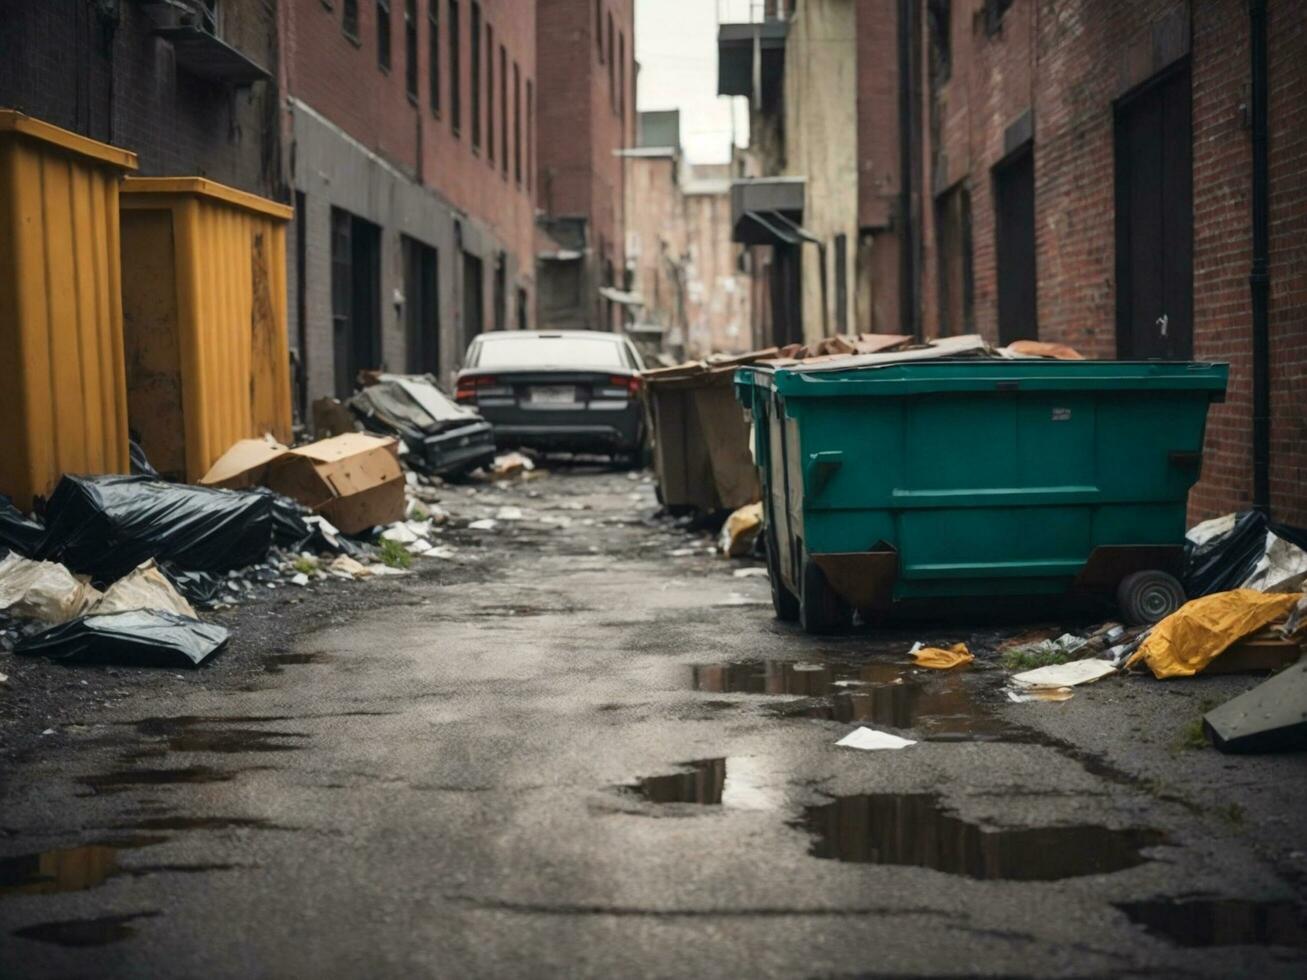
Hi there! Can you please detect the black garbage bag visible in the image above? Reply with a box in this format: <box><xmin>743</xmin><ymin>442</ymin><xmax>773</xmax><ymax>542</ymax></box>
<box><xmin>38</xmin><ymin>475</ymin><xmax>273</xmax><ymax>584</ymax></box>
<box><xmin>0</xmin><ymin>495</ymin><xmax>45</xmax><ymax>557</ymax></box>
<box><xmin>159</xmin><ymin>566</ymin><xmax>228</xmax><ymax>608</ymax></box>
<box><xmin>1185</xmin><ymin>511</ymin><xmax>1307</xmax><ymax>597</ymax></box>
<box><xmin>129</xmin><ymin>438</ymin><xmax>160</xmax><ymax>478</ymax></box>
<box><xmin>15</xmin><ymin>610</ymin><xmax>229</xmax><ymax>668</ymax></box>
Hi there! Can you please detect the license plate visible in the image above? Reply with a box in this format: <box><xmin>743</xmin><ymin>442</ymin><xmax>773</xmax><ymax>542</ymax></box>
<box><xmin>529</xmin><ymin>385</ymin><xmax>576</xmax><ymax>405</ymax></box>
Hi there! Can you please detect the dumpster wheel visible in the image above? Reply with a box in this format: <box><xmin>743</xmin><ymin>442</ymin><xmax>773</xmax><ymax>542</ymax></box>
<box><xmin>800</xmin><ymin>556</ymin><xmax>851</xmax><ymax>635</ymax></box>
<box><xmin>1116</xmin><ymin>570</ymin><xmax>1186</xmax><ymax>626</ymax></box>
<box><xmin>766</xmin><ymin>528</ymin><xmax>799</xmax><ymax>622</ymax></box>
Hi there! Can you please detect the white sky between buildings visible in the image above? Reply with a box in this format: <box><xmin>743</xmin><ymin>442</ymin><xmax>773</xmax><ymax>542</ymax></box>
<box><xmin>635</xmin><ymin>0</ymin><xmax>751</xmax><ymax>164</ymax></box>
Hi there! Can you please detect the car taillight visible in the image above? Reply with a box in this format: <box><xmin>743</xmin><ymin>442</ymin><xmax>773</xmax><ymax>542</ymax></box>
<box><xmin>610</xmin><ymin>375</ymin><xmax>642</xmax><ymax>397</ymax></box>
<box><xmin>456</xmin><ymin>375</ymin><xmax>498</xmax><ymax>402</ymax></box>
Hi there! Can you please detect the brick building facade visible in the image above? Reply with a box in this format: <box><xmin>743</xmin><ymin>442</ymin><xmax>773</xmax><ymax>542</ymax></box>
<box><xmin>0</xmin><ymin>0</ymin><xmax>278</xmax><ymax>197</ymax></box>
<box><xmin>281</xmin><ymin>0</ymin><xmax>539</xmax><ymax>406</ymax></box>
<box><xmin>723</xmin><ymin>0</ymin><xmax>1304</xmax><ymax>523</ymax></box>
<box><xmin>535</xmin><ymin>0</ymin><xmax>636</xmax><ymax>332</ymax></box>
<box><xmin>913</xmin><ymin>0</ymin><xmax>1305</xmax><ymax>524</ymax></box>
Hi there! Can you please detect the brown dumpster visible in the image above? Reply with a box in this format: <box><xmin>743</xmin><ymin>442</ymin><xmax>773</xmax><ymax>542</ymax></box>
<box><xmin>0</xmin><ymin>110</ymin><xmax>139</xmax><ymax>511</ymax></box>
<box><xmin>642</xmin><ymin>352</ymin><xmax>772</xmax><ymax>513</ymax></box>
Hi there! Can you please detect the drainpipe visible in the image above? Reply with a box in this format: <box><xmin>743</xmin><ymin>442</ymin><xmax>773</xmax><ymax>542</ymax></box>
<box><xmin>897</xmin><ymin>0</ymin><xmax>919</xmax><ymax>340</ymax></box>
<box><xmin>1249</xmin><ymin>0</ymin><xmax>1271</xmax><ymax>514</ymax></box>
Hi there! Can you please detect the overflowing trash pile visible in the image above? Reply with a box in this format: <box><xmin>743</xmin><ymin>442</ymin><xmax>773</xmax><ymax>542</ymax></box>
<box><xmin>0</xmin><ymin>366</ymin><xmax>530</xmax><ymax>671</ymax></box>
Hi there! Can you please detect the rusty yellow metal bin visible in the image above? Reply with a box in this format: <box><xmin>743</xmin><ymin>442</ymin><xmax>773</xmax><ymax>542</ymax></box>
<box><xmin>0</xmin><ymin>110</ymin><xmax>139</xmax><ymax>511</ymax></box>
<box><xmin>119</xmin><ymin>177</ymin><xmax>293</xmax><ymax>482</ymax></box>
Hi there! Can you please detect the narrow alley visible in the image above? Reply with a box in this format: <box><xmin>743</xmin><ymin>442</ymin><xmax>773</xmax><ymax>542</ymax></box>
<box><xmin>2</xmin><ymin>467</ymin><xmax>1305</xmax><ymax>977</ymax></box>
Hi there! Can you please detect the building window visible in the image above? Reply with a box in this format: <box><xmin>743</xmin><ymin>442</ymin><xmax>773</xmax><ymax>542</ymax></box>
<box><xmin>618</xmin><ymin>32</ymin><xmax>625</xmax><ymax>125</ymax></box>
<box><xmin>470</xmin><ymin>2</ymin><xmax>481</xmax><ymax>149</ymax></box>
<box><xmin>377</xmin><ymin>0</ymin><xmax>391</xmax><ymax>71</ymax></box>
<box><xmin>343</xmin><ymin>0</ymin><xmax>358</xmax><ymax>39</ymax></box>
<box><xmin>595</xmin><ymin>0</ymin><xmax>603</xmax><ymax>62</ymax></box>
<box><xmin>934</xmin><ymin>184</ymin><xmax>975</xmax><ymax>337</ymax></box>
<box><xmin>330</xmin><ymin>208</ymin><xmax>382</xmax><ymax>399</ymax></box>
<box><xmin>984</xmin><ymin>0</ymin><xmax>1013</xmax><ymax>36</ymax></box>
<box><xmin>607</xmin><ymin>13</ymin><xmax>615</xmax><ymax>109</ymax></box>
<box><xmin>513</xmin><ymin>61</ymin><xmax>521</xmax><ymax>185</ymax></box>
<box><xmin>486</xmin><ymin>24</ymin><xmax>494</xmax><ymax>163</ymax></box>
<box><xmin>526</xmin><ymin>79</ymin><xmax>533</xmax><ymax>196</ymax></box>
<box><xmin>928</xmin><ymin>0</ymin><xmax>951</xmax><ymax>87</ymax></box>
<box><xmin>428</xmin><ymin>1</ymin><xmax>440</xmax><ymax>115</ymax></box>
<box><xmin>500</xmin><ymin>45</ymin><xmax>508</xmax><ymax>178</ymax></box>
<box><xmin>449</xmin><ymin>0</ymin><xmax>461</xmax><ymax>135</ymax></box>
<box><xmin>404</xmin><ymin>0</ymin><xmax>418</xmax><ymax>99</ymax></box>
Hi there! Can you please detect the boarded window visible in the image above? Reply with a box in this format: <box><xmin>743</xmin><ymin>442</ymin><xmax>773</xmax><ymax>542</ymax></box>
<box><xmin>934</xmin><ymin>183</ymin><xmax>974</xmax><ymax>336</ymax></box>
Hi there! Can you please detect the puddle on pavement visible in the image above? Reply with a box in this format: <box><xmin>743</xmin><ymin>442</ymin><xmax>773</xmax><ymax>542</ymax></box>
<box><xmin>1117</xmin><ymin>898</ymin><xmax>1307</xmax><ymax>948</ymax></box>
<box><xmin>692</xmin><ymin>658</ymin><xmax>1016</xmax><ymax>740</ymax></box>
<box><xmin>0</xmin><ymin>837</ymin><xmax>164</xmax><ymax>896</ymax></box>
<box><xmin>121</xmin><ymin>716</ymin><xmax>309</xmax><ymax>757</ymax></box>
<box><xmin>799</xmin><ymin>793</ymin><xmax>1166</xmax><ymax>880</ymax></box>
<box><xmin>624</xmin><ymin>757</ymin><xmax>780</xmax><ymax>810</ymax></box>
<box><xmin>79</xmin><ymin>766</ymin><xmax>239</xmax><ymax>795</ymax></box>
<box><xmin>12</xmin><ymin>911</ymin><xmax>160</xmax><ymax>947</ymax></box>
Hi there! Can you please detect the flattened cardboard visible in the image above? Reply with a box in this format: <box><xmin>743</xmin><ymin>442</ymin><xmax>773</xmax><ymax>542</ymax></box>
<box><xmin>199</xmin><ymin>438</ymin><xmax>289</xmax><ymax>489</ymax></box>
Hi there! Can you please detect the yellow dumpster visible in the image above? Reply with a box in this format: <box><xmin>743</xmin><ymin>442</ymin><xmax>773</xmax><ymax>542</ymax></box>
<box><xmin>119</xmin><ymin>177</ymin><xmax>293</xmax><ymax>482</ymax></box>
<box><xmin>0</xmin><ymin>110</ymin><xmax>138</xmax><ymax>511</ymax></box>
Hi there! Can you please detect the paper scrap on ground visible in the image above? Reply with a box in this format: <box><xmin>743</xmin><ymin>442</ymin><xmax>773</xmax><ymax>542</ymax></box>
<box><xmin>1126</xmin><ymin>589</ymin><xmax>1303</xmax><ymax>679</ymax></box>
<box><xmin>468</xmin><ymin>519</ymin><xmax>498</xmax><ymax>531</ymax></box>
<box><xmin>1012</xmin><ymin>659</ymin><xmax>1116</xmax><ymax>688</ymax></box>
<box><xmin>911</xmin><ymin>642</ymin><xmax>975</xmax><ymax>670</ymax></box>
<box><xmin>1007</xmin><ymin>686</ymin><xmax>1075</xmax><ymax>703</ymax></box>
<box><xmin>836</xmin><ymin>727</ymin><xmax>917</xmax><ymax>751</ymax></box>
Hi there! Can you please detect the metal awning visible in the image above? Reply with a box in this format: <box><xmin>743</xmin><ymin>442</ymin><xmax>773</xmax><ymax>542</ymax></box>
<box><xmin>155</xmin><ymin>26</ymin><xmax>270</xmax><ymax>84</ymax></box>
<box><xmin>599</xmin><ymin>287</ymin><xmax>644</xmax><ymax>307</ymax></box>
<box><xmin>736</xmin><ymin>210</ymin><xmax>819</xmax><ymax>248</ymax></box>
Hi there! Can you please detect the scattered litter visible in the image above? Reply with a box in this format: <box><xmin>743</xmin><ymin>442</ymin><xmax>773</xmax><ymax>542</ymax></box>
<box><xmin>486</xmin><ymin>451</ymin><xmax>536</xmax><ymax>481</ymax></box>
<box><xmin>41</xmin><ymin>728</ymin><xmax>55</xmax><ymax>736</ymax></box>
<box><xmin>718</xmin><ymin>502</ymin><xmax>763</xmax><ymax>558</ymax></box>
<box><xmin>1011</xmin><ymin>659</ymin><xmax>1116</xmax><ymax>688</ymax></box>
<box><xmin>732</xmin><ymin>567</ymin><xmax>768</xmax><ymax>579</ymax></box>
<box><xmin>93</xmin><ymin>561</ymin><xmax>196</xmax><ymax>618</ymax></box>
<box><xmin>0</xmin><ymin>494</ymin><xmax>46</xmax><ymax>554</ymax></box>
<box><xmin>1007</xmin><ymin>686</ymin><xmax>1075</xmax><ymax>703</ymax></box>
<box><xmin>291</xmin><ymin>573</ymin><xmax>310</xmax><ymax>587</ymax></box>
<box><xmin>836</xmin><ymin>727</ymin><xmax>916</xmax><ymax>751</ymax></box>
<box><xmin>380</xmin><ymin>523</ymin><xmax>422</xmax><ymax>545</ymax></box>
<box><xmin>0</xmin><ymin>673</ymin><xmax>7</xmax><ymax>683</ymax></box>
<box><xmin>468</xmin><ymin>519</ymin><xmax>498</xmax><ymax>531</ymax></box>
<box><xmin>495</xmin><ymin>506</ymin><xmax>525</xmax><ymax>521</ymax></box>
<box><xmin>1125</xmin><ymin>589</ymin><xmax>1303</xmax><ymax>679</ymax></box>
<box><xmin>670</xmin><ymin>547</ymin><xmax>698</xmax><ymax>557</ymax></box>
<box><xmin>714</xmin><ymin>592</ymin><xmax>770</xmax><ymax>607</ymax></box>
<box><xmin>910</xmin><ymin>642</ymin><xmax>974</xmax><ymax>670</ymax></box>
<box><xmin>1204</xmin><ymin>660</ymin><xmax>1307</xmax><ymax>754</ymax></box>
<box><xmin>0</xmin><ymin>553</ymin><xmax>101</xmax><ymax>624</ymax></box>
<box><xmin>328</xmin><ymin>555</ymin><xmax>372</xmax><ymax>579</ymax></box>
<box><xmin>16</xmin><ymin>609</ymin><xmax>229</xmax><ymax>668</ymax></box>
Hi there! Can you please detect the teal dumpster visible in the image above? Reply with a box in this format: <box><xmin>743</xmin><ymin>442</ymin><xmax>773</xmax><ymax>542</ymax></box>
<box><xmin>734</xmin><ymin>358</ymin><xmax>1229</xmax><ymax>633</ymax></box>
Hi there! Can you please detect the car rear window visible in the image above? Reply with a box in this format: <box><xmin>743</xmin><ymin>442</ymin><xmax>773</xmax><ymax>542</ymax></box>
<box><xmin>473</xmin><ymin>335</ymin><xmax>628</xmax><ymax>369</ymax></box>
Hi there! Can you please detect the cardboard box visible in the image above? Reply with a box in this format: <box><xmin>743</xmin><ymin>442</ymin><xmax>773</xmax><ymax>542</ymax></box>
<box><xmin>200</xmin><ymin>434</ymin><xmax>404</xmax><ymax>534</ymax></box>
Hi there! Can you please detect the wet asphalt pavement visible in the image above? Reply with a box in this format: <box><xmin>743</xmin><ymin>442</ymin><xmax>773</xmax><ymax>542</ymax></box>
<box><xmin>2</xmin><ymin>467</ymin><xmax>1307</xmax><ymax>978</ymax></box>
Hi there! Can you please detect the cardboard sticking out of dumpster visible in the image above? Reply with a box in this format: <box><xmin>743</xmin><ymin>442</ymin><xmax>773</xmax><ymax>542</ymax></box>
<box><xmin>201</xmin><ymin>434</ymin><xmax>404</xmax><ymax>534</ymax></box>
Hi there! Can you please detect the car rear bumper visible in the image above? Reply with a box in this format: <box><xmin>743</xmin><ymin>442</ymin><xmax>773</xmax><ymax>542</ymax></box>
<box><xmin>476</xmin><ymin>403</ymin><xmax>644</xmax><ymax>452</ymax></box>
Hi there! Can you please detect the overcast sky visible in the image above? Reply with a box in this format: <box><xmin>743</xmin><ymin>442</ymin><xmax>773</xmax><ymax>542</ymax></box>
<box><xmin>635</xmin><ymin>0</ymin><xmax>750</xmax><ymax>164</ymax></box>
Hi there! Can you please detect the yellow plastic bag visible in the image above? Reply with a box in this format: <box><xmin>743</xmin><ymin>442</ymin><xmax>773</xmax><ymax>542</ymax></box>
<box><xmin>1126</xmin><ymin>589</ymin><xmax>1303</xmax><ymax>679</ymax></box>
<box><xmin>912</xmin><ymin>642</ymin><xmax>974</xmax><ymax>670</ymax></box>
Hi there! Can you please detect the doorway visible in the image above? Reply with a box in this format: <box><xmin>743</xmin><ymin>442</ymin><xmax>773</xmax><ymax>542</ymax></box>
<box><xmin>1114</xmin><ymin>62</ymin><xmax>1193</xmax><ymax>360</ymax></box>
<box><xmin>403</xmin><ymin>236</ymin><xmax>440</xmax><ymax>376</ymax></box>
<box><xmin>993</xmin><ymin>145</ymin><xmax>1036</xmax><ymax>345</ymax></box>
<box><xmin>330</xmin><ymin>207</ymin><xmax>381</xmax><ymax>397</ymax></box>
<box><xmin>462</xmin><ymin>251</ymin><xmax>485</xmax><ymax>352</ymax></box>
<box><xmin>770</xmin><ymin>243</ymin><xmax>803</xmax><ymax>347</ymax></box>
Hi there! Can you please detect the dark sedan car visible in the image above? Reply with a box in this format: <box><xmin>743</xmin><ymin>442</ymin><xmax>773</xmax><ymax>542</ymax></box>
<box><xmin>455</xmin><ymin>331</ymin><xmax>647</xmax><ymax>462</ymax></box>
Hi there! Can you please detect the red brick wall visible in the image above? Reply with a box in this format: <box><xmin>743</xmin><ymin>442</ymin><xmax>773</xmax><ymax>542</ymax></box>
<box><xmin>909</xmin><ymin>0</ymin><xmax>1307</xmax><ymax>524</ymax></box>
<box><xmin>536</xmin><ymin>0</ymin><xmax>635</xmax><ymax>325</ymax></box>
<box><xmin>282</xmin><ymin>0</ymin><xmax>536</xmax><ymax>265</ymax></box>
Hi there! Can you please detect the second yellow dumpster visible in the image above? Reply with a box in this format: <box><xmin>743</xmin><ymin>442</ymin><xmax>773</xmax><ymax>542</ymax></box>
<box><xmin>120</xmin><ymin>176</ymin><xmax>293</xmax><ymax>482</ymax></box>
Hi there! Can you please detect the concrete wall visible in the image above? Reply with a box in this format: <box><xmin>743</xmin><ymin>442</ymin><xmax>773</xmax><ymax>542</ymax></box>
<box><xmin>782</xmin><ymin>0</ymin><xmax>860</xmax><ymax>342</ymax></box>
